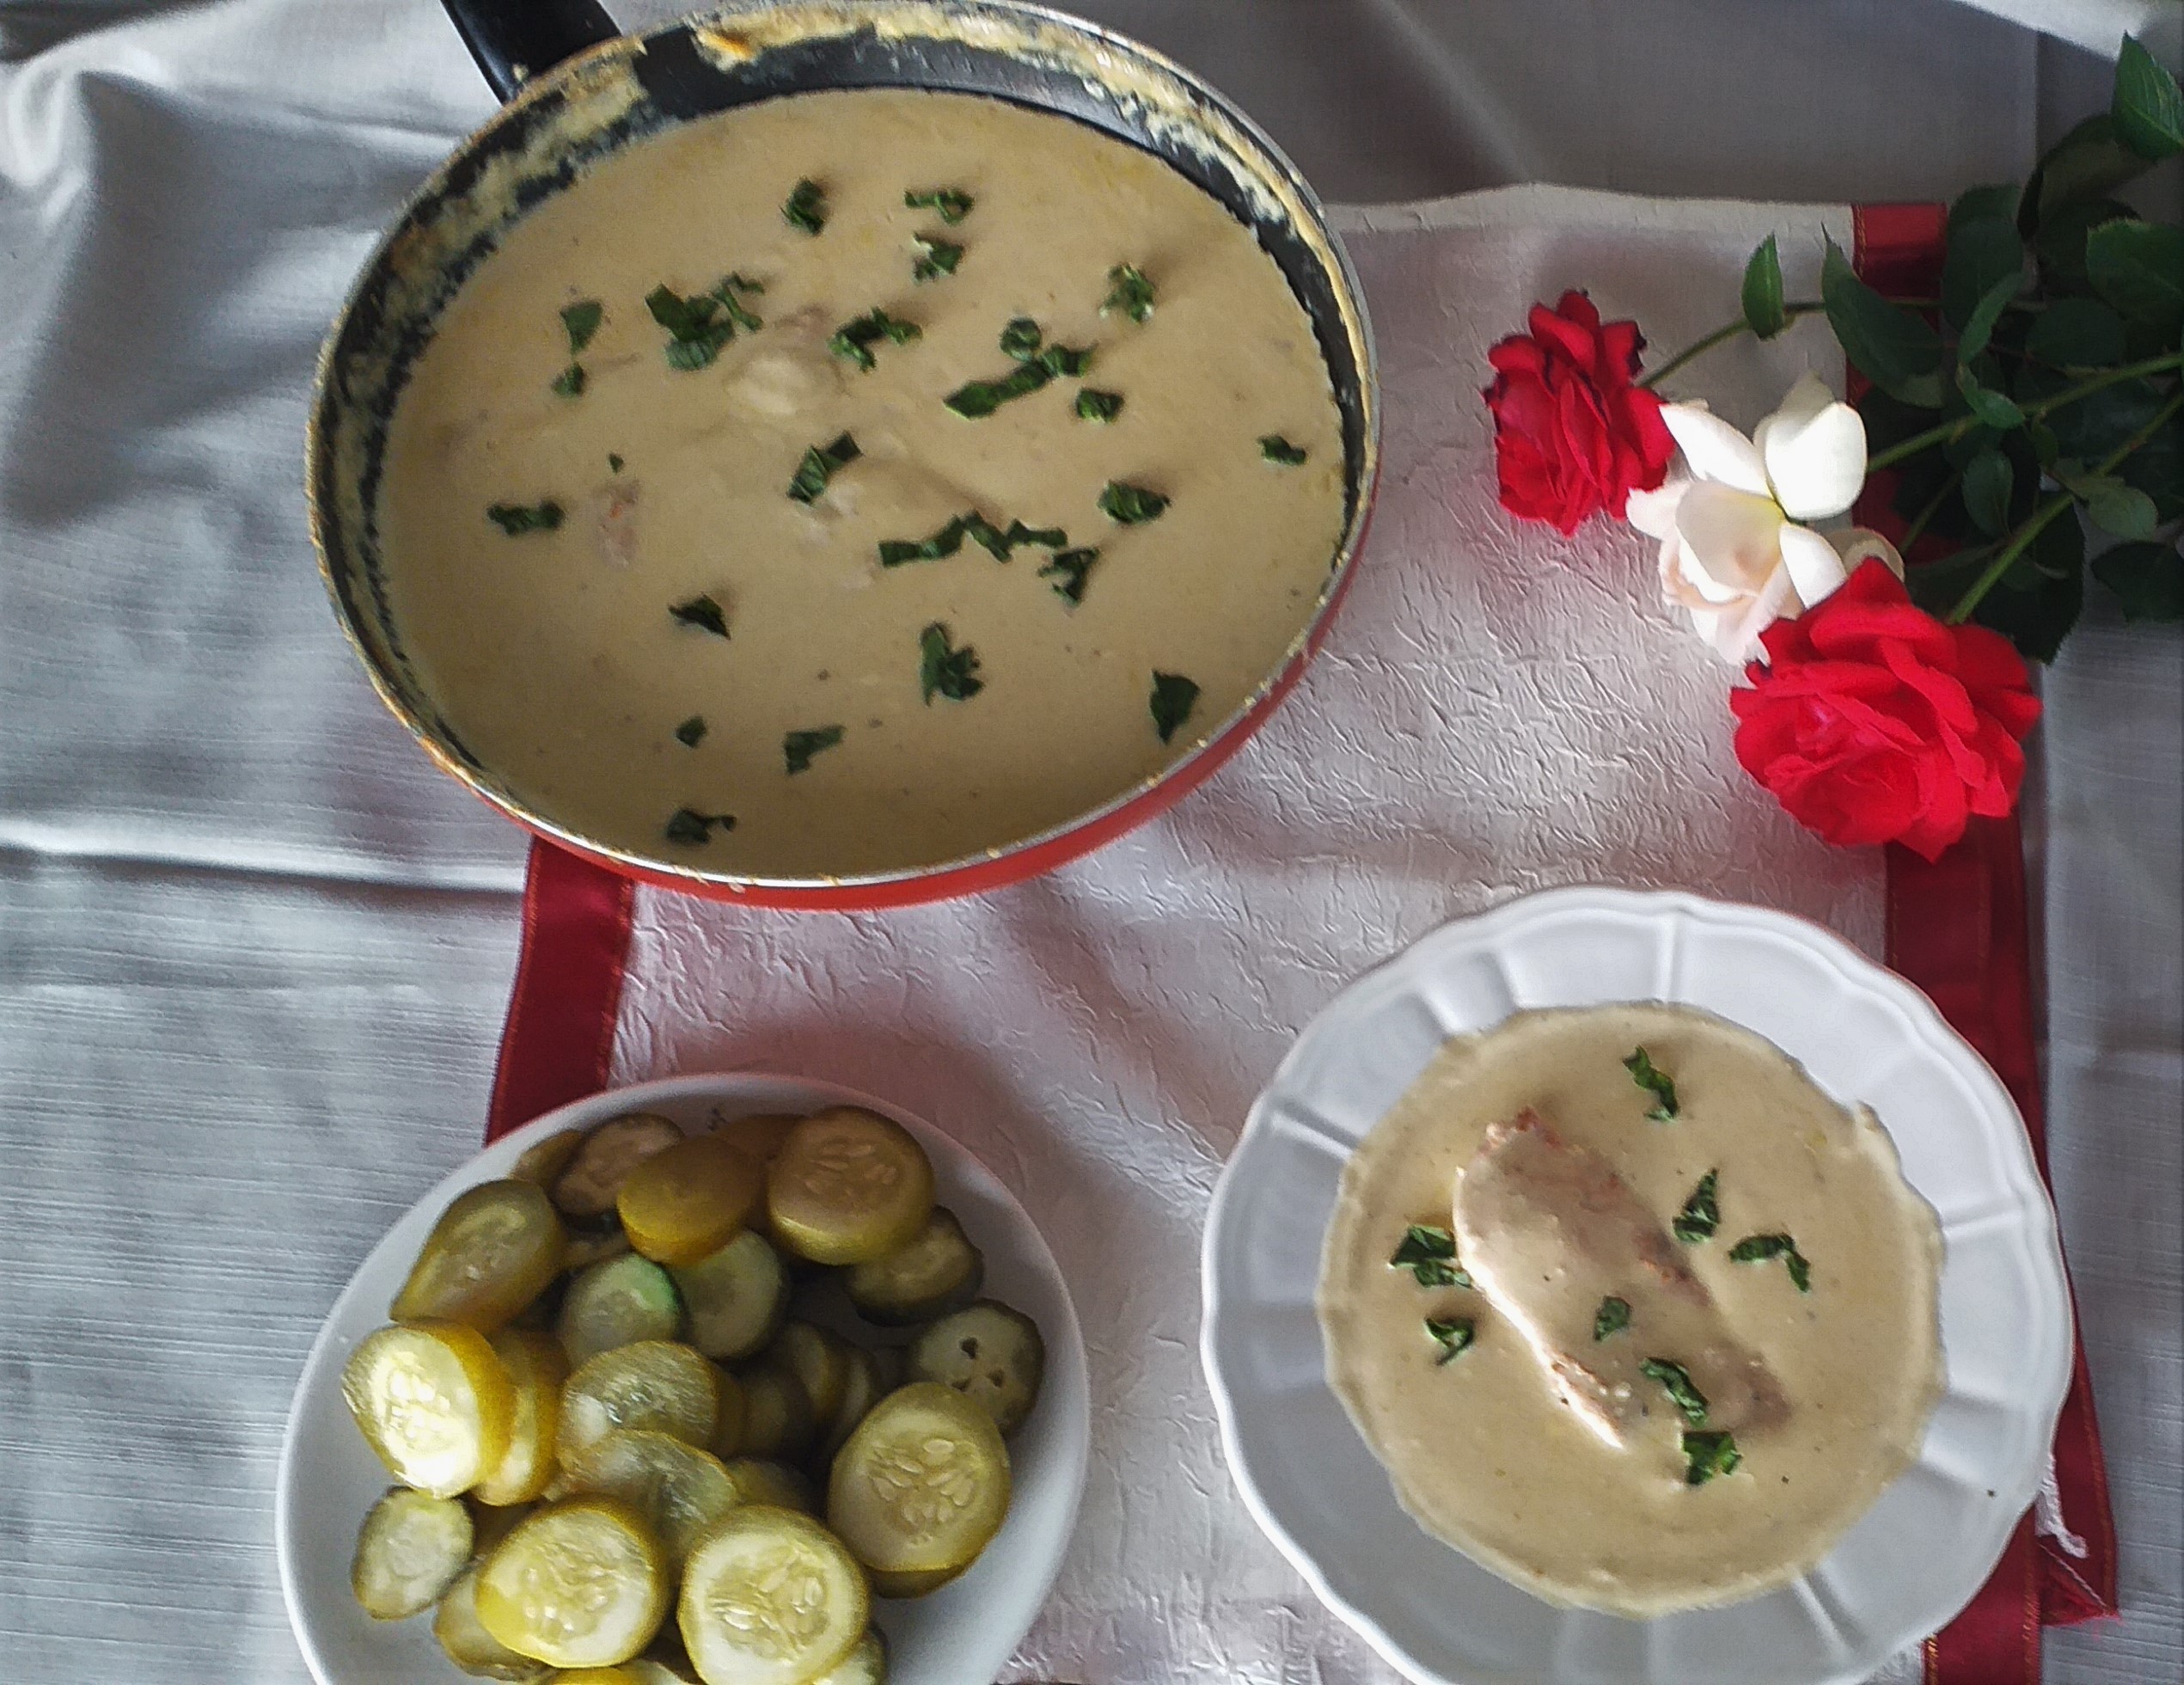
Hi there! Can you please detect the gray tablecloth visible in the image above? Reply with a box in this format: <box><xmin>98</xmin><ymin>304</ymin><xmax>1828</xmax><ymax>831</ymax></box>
<box><xmin>0</xmin><ymin>2</ymin><xmax>2175</xmax><ymax>1681</ymax></box>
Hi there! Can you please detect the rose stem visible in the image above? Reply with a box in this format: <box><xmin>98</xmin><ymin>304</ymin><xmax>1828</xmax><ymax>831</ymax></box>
<box><xmin>1871</xmin><ymin>350</ymin><xmax>2184</xmax><ymax>472</ymax></box>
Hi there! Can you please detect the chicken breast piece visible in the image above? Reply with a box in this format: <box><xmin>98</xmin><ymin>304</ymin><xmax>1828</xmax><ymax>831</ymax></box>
<box><xmin>1453</xmin><ymin>1109</ymin><xmax>1788</xmax><ymax>1449</ymax></box>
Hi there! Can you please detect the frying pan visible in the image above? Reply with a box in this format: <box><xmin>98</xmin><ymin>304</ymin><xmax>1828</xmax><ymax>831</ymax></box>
<box><xmin>309</xmin><ymin>0</ymin><xmax>1379</xmax><ymax>908</ymax></box>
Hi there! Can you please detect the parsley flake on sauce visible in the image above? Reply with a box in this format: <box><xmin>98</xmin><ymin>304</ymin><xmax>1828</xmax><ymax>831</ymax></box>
<box><xmin>829</xmin><ymin>309</ymin><xmax>921</xmax><ymax>372</ymax></box>
<box><xmin>912</xmin><ymin>236</ymin><xmax>963</xmax><ymax>282</ymax></box>
<box><xmin>1039</xmin><ymin>546</ymin><xmax>1100</xmax><ymax>604</ymax></box>
<box><xmin>1728</xmin><ymin>1232</ymin><xmax>1812</xmax><ymax>1293</ymax></box>
<box><xmin>1639</xmin><ymin>1357</ymin><xmax>1710</xmax><ymax>1426</ymax></box>
<box><xmin>1673</xmin><ymin>1169</ymin><xmax>1721</xmax><ymax>1244</ymax></box>
<box><xmin>1000</xmin><ymin>317</ymin><xmax>1044</xmax><ymax>362</ymax></box>
<box><xmin>1259</xmin><ymin>433</ymin><xmax>1308</xmax><ymax>465</ymax></box>
<box><xmin>1099</xmin><ymin>481</ymin><xmax>1168</xmax><ymax>524</ymax></box>
<box><xmin>782</xmin><ymin>178</ymin><xmax>827</xmax><ymax>235</ymax></box>
<box><xmin>786</xmin><ymin>432</ymin><xmax>861</xmax><ymax>505</ymax></box>
<box><xmin>1624</xmin><ymin>1046</ymin><xmax>1679</xmax><ymax>1121</ymax></box>
<box><xmin>673</xmin><ymin>716</ymin><xmax>707</xmax><ymax>748</ymax></box>
<box><xmin>944</xmin><ymin>321</ymin><xmax>1093</xmax><ymax>417</ymax></box>
<box><xmin>1425</xmin><ymin>1317</ymin><xmax>1476</xmax><ymax>1365</ymax></box>
<box><xmin>1103</xmin><ymin>262</ymin><xmax>1155</xmax><ymax>322</ymax></box>
<box><xmin>608</xmin><ymin>453</ymin><xmax>626</xmax><ymax>474</ymax></box>
<box><xmin>560</xmin><ymin>300</ymin><xmax>603</xmax><ymax>354</ymax></box>
<box><xmin>1075</xmin><ymin>389</ymin><xmax>1124</xmax><ymax>423</ymax></box>
<box><xmin>1682</xmin><ymin>1429</ymin><xmax>1741</xmax><ymax>1486</ymax></box>
<box><xmin>549</xmin><ymin>363</ymin><xmax>586</xmax><ymax>397</ymax></box>
<box><xmin>783</xmin><ymin>726</ymin><xmax>845</xmax><ymax>775</ymax></box>
<box><xmin>1389</xmin><ymin>1223</ymin><xmax>1472</xmax><ymax>1290</ymax></box>
<box><xmin>486</xmin><ymin>500</ymin><xmax>563</xmax><ymax>536</ymax></box>
<box><xmin>919</xmin><ymin>622</ymin><xmax>983</xmax><ymax>704</ymax></box>
<box><xmin>1149</xmin><ymin>671</ymin><xmax>1200</xmax><ymax>743</ymax></box>
<box><xmin>879</xmin><ymin>512</ymin><xmax>1064</xmax><ymax>567</ymax></box>
<box><xmin>664</xmin><ymin>808</ymin><xmax>736</xmax><ymax>846</ymax></box>
<box><xmin>1593</xmin><ymin>1296</ymin><xmax>1632</xmax><ymax>1340</ymax></box>
<box><xmin>668</xmin><ymin>595</ymin><xmax>729</xmax><ymax>638</ymax></box>
<box><xmin>904</xmin><ymin>187</ymin><xmax>973</xmax><ymax>224</ymax></box>
<box><xmin>647</xmin><ymin>277</ymin><xmax>762</xmax><ymax>371</ymax></box>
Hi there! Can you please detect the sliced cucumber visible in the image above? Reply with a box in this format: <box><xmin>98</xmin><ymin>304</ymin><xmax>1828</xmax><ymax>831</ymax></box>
<box><xmin>342</xmin><ymin>1321</ymin><xmax>515</xmax><ymax>1498</ymax></box>
<box><xmin>391</xmin><ymin>1180</ymin><xmax>565</xmax><ymax>1333</ymax></box>
<box><xmin>720</xmin><ymin>1456</ymin><xmax>818</xmax><ymax>1514</ymax></box>
<box><xmin>617</xmin><ymin>1134</ymin><xmax>765</xmax><ymax>1267</ymax></box>
<box><xmin>669</xmin><ymin>1231</ymin><xmax>786</xmax><ymax>1363</ymax></box>
<box><xmin>561</xmin><ymin>1221</ymin><xmax>635</xmax><ymax>1273</ymax></box>
<box><xmin>559</xmin><ymin>1341</ymin><xmax>719</xmax><ymax>1467</ymax></box>
<box><xmin>433</xmin><ymin>1564</ymin><xmax>548</xmax><ymax>1679</ymax></box>
<box><xmin>352</xmin><ymin>1486</ymin><xmax>474</xmax><ymax>1620</ymax></box>
<box><xmin>868</xmin><ymin>1563</ymin><xmax>965</xmax><ymax>1600</ymax></box>
<box><xmin>710</xmin><ymin>1112</ymin><xmax>803</xmax><ymax>1166</ymax></box>
<box><xmin>508</xmin><ymin>1128</ymin><xmax>586</xmax><ymax>1192</ymax></box>
<box><xmin>678</xmin><ymin>1506</ymin><xmax>869</xmax><ymax>1685</ymax></box>
<box><xmin>475</xmin><ymin>1497</ymin><xmax>667</xmax><ymax>1668</ymax></box>
<box><xmin>559</xmin><ymin>1253</ymin><xmax>682</xmax><ymax>1369</ymax></box>
<box><xmin>765</xmin><ymin>1108</ymin><xmax>934</xmax><ymax>1265</ymax></box>
<box><xmin>818</xmin><ymin>1345</ymin><xmax>883</xmax><ymax>1465</ymax></box>
<box><xmin>563</xmin><ymin>1428</ymin><xmax>743</xmax><ymax>1569</ymax></box>
<box><xmin>908</xmin><ymin>1301</ymin><xmax>1045</xmax><ymax>1436</ymax></box>
<box><xmin>809</xmin><ymin>1628</ymin><xmax>888</xmax><ymax>1684</ymax></box>
<box><xmin>475</xmin><ymin>1331</ymin><xmax>567</xmax><ymax>1506</ymax></box>
<box><xmin>826</xmin><ymin>1382</ymin><xmax>1010</xmax><ymax>1575</ymax></box>
<box><xmin>844</xmin><ymin>1207</ymin><xmax>985</xmax><ymax>1327</ymax></box>
<box><xmin>733</xmin><ymin>1363</ymin><xmax>815</xmax><ymax>1462</ymax></box>
<box><xmin>554</xmin><ymin>1114</ymin><xmax>686</xmax><ymax>1220</ymax></box>
<box><xmin>768</xmin><ymin>1321</ymin><xmax>848</xmax><ymax>1430</ymax></box>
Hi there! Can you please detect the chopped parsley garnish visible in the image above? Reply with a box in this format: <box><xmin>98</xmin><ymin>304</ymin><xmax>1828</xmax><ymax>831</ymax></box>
<box><xmin>904</xmin><ymin>187</ymin><xmax>973</xmax><ymax>224</ymax></box>
<box><xmin>560</xmin><ymin>300</ymin><xmax>603</xmax><ymax>354</ymax></box>
<box><xmin>1673</xmin><ymin>1169</ymin><xmax>1720</xmax><ymax>1244</ymax></box>
<box><xmin>1259</xmin><ymin>433</ymin><xmax>1307</xmax><ymax>465</ymax></box>
<box><xmin>1425</xmin><ymin>1317</ymin><xmax>1476</xmax><ymax>1365</ymax></box>
<box><xmin>674</xmin><ymin>716</ymin><xmax>707</xmax><ymax>748</ymax></box>
<box><xmin>878</xmin><ymin>512</ymin><xmax>1063</xmax><ymax>567</ymax></box>
<box><xmin>1000</xmin><ymin>317</ymin><xmax>1045</xmax><ymax>361</ymax></box>
<box><xmin>944</xmin><ymin>321</ymin><xmax>1093</xmax><ymax>417</ymax></box>
<box><xmin>786</xmin><ymin>432</ymin><xmax>861</xmax><ymax>505</ymax></box>
<box><xmin>1624</xmin><ymin>1046</ymin><xmax>1679</xmax><ymax>1121</ymax></box>
<box><xmin>1593</xmin><ymin>1296</ymin><xmax>1631</xmax><ymax>1341</ymax></box>
<box><xmin>549</xmin><ymin>363</ymin><xmax>585</xmax><ymax>397</ymax></box>
<box><xmin>1150</xmin><ymin>671</ymin><xmax>1200</xmax><ymax>743</ymax></box>
<box><xmin>782</xmin><ymin>178</ymin><xmax>826</xmax><ymax>235</ymax></box>
<box><xmin>1681</xmin><ymin>1429</ymin><xmax>1741</xmax><ymax>1486</ymax></box>
<box><xmin>1389</xmin><ymin>1223</ymin><xmax>1472</xmax><ymax>1290</ymax></box>
<box><xmin>919</xmin><ymin>622</ymin><xmax>983</xmax><ymax>703</ymax></box>
<box><xmin>878</xmin><ymin>518</ymin><xmax>969</xmax><ymax>568</ymax></box>
<box><xmin>1040</xmin><ymin>546</ymin><xmax>1100</xmax><ymax>604</ymax></box>
<box><xmin>912</xmin><ymin>236</ymin><xmax>963</xmax><ymax>281</ymax></box>
<box><xmin>1639</xmin><ymin>1357</ymin><xmax>1710</xmax><ymax>1426</ymax></box>
<box><xmin>1103</xmin><ymin>262</ymin><xmax>1154</xmax><ymax>322</ymax></box>
<box><xmin>668</xmin><ymin>594</ymin><xmax>729</xmax><ymax>638</ymax></box>
<box><xmin>1099</xmin><ymin>481</ymin><xmax>1169</xmax><ymax>524</ymax></box>
<box><xmin>1728</xmin><ymin>1232</ymin><xmax>1812</xmax><ymax>1293</ymax></box>
<box><xmin>783</xmin><ymin>725</ymin><xmax>844</xmax><ymax>774</ymax></box>
<box><xmin>829</xmin><ymin>309</ymin><xmax>921</xmax><ymax>372</ymax></box>
<box><xmin>486</xmin><ymin>500</ymin><xmax>563</xmax><ymax>536</ymax></box>
<box><xmin>1076</xmin><ymin>389</ymin><xmax>1124</xmax><ymax>423</ymax></box>
<box><xmin>647</xmin><ymin>277</ymin><xmax>762</xmax><ymax>371</ymax></box>
<box><xmin>608</xmin><ymin>453</ymin><xmax>626</xmax><ymax>474</ymax></box>
<box><xmin>664</xmin><ymin>807</ymin><xmax>736</xmax><ymax>846</ymax></box>
<box><xmin>1039</xmin><ymin>344</ymin><xmax>1092</xmax><ymax>377</ymax></box>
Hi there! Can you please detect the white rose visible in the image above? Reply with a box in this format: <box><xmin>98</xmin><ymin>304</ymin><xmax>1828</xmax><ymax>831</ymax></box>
<box><xmin>1625</xmin><ymin>371</ymin><xmax>1904</xmax><ymax>664</ymax></box>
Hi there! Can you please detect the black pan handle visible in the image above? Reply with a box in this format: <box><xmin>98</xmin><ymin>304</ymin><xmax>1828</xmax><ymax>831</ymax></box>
<box><xmin>441</xmin><ymin>0</ymin><xmax>622</xmax><ymax>102</ymax></box>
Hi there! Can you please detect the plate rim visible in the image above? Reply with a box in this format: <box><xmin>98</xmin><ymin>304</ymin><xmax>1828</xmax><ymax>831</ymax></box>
<box><xmin>1200</xmin><ymin>883</ymin><xmax>2073</xmax><ymax>1685</ymax></box>
<box><xmin>276</xmin><ymin>1069</ymin><xmax>1091</xmax><ymax>1685</ymax></box>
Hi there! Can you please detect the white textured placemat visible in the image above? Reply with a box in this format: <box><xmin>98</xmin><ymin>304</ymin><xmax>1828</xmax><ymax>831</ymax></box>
<box><xmin>605</xmin><ymin>186</ymin><xmax>1893</xmax><ymax>1682</ymax></box>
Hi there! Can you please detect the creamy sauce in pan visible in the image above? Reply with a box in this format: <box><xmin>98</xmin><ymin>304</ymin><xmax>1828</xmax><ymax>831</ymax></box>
<box><xmin>1318</xmin><ymin>1004</ymin><xmax>1943</xmax><ymax>1616</ymax></box>
<box><xmin>377</xmin><ymin>89</ymin><xmax>1346</xmax><ymax>876</ymax></box>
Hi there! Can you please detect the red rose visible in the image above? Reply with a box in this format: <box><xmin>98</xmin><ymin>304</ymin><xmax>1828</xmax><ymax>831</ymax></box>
<box><xmin>1730</xmin><ymin>561</ymin><xmax>2041</xmax><ymax>861</ymax></box>
<box><xmin>1482</xmin><ymin>291</ymin><xmax>1675</xmax><ymax>535</ymax></box>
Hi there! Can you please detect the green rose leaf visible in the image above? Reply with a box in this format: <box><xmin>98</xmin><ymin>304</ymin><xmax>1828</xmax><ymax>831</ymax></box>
<box><xmin>1962</xmin><ymin>448</ymin><xmax>2015</xmax><ymax>536</ymax></box>
<box><xmin>1822</xmin><ymin>240</ymin><xmax>1946</xmax><ymax>406</ymax></box>
<box><xmin>1955</xmin><ymin>266</ymin><xmax>2025</xmax><ymax>364</ymax></box>
<box><xmin>2045</xmin><ymin>375</ymin><xmax>2170</xmax><ymax>461</ymax></box>
<box><xmin>2090</xmin><ymin>539</ymin><xmax>2184</xmax><ymax>621</ymax></box>
<box><xmin>2121</xmin><ymin>416</ymin><xmax>2184</xmax><ymax>521</ymax></box>
<box><xmin>1957</xmin><ymin>364</ymin><xmax>2026</xmax><ymax>431</ymax></box>
<box><xmin>1741</xmin><ymin>235</ymin><xmax>1786</xmax><ymax>340</ymax></box>
<box><xmin>1948</xmin><ymin>183</ymin><xmax>2020</xmax><ymax>236</ymax></box>
<box><xmin>2085</xmin><ymin>220</ymin><xmax>2184</xmax><ymax>337</ymax></box>
<box><xmin>1974</xmin><ymin>512</ymin><xmax>2084</xmax><ymax>663</ymax></box>
<box><xmin>2089</xmin><ymin>481</ymin><xmax>2161</xmax><ymax>540</ymax></box>
<box><xmin>2035</xmin><ymin>197</ymin><xmax>2135</xmax><ymax>295</ymax></box>
<box><xmin>2022</xmin><ymin>113</ymin><xmax>2156</xmax><ymax>235</ymax></box>
<box><xmin>2023</xmin><ymin>297</ymin><xmax>2127</xmax><ymax>368</ymax></box>
<box><xmin>1942</xmin><ymin>218</ymin><xmax>2025</xmax><ymax>328</ymax></box>
<box><xmin>2112</xmin><ymin>35</ymin><xmax>2184</xmax><ymax>161</ymax></box>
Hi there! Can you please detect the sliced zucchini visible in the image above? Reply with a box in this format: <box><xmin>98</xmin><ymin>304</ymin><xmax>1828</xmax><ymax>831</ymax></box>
<box><xmin>391</xmin><ymin>1180</ymin><xmax>565</xmax><ymax>1333</ymax></box>
<box><xmin>562</xmin><ymin>1221</ymin><xmax>636</xmax><ymax>1274</ymax></box>
<box><xmin>826</xmin><ymin>1382</ymin><xmax>1010</xmax><ymax>1575</ymax></box>
<box><xmin>475</xmin><ymin>1497</ymin><xmax>667</xmax><ymax>1668</ymax></box>
<box><xmin>351</xmin><ymin>1486</ymin><xmax>474</xmax><ymax>1620</ymax></box>
<box><xmin>868</xmin><ymin>1563</ymin><xmax>964</xmax><ymax>1600</ymax></box>
<box><xmin>509</xmin><ymin>1128</ymin><xmax>586</xmax><ymax>1191</ymax></box>
<box><xmin>670</xmin><ymin>1231</ymin><xmax>788</xmax><ymax>1362</ymax></box>
<box><xmin>709</xmin><ymin>1363</ymin><xmax>748</xmax><ymax>1460</ymax></box>
<box><xmin>623</xmin><ymin>1662</ymin><xmax>701</xmax><ymax>1685</ymax></box>
<box><xmin>554</xmin><ymin>1114</ymin><xmax>686</xmax><ymax>1220</ymax></box>
<box><xmin>720</xmin><ymin>1456</ymin><xmax>818</xmax><ymax>1514</ymax></box>
<box><xmin>809</xmin><ymin>1628</ymin><xmax>888</xmax><ymax>1684</ymax></box>
<box><xmin>564</xmin><ymin>1429</ymin><xmax>743</xmax><ymax>1569</ymax></box>
<box><xmin>560</xmin><ymin>1341</ymin><xmax>719</xmax><ymax>1467</ymax></box>
<box><xmin>768</xmin><ymin>1321</ymin><xmax>848</xmax><ymax>1430</ymax></box>
<box><xmin>678</xmin><ymin>1506</ymin><xmax>869</xmax><ymax>1685</ymax></box>
<box><xmin>475</xmin><ymin>1331</ymin><xmax>568</xmax><ymax>1506</ymax></box>
<box><xmin>844</xmin><ymin>1207</ymin><xmax>984</xmax><ymax>1327</ymax></box>
<box><xmin>908</xmin><ymin>1301</ymin><xmax>1046</xmax><ymax>1436</ymax></box>
<box><xmin>819</xmin><ymin>1345</ymin><xmax>883</xmax><ymax>1465</ymax></box>
<box><xmin>765</xmin><ymin>1108</ymin><xmax>934</xmax><ymax>1265</ymax></box>
<box><xmin>733</xmin><ymin>1363</ymin><xmax>815</xmax><ymax>1462</ymax></box>
<box><xmin>434</xmin><ymin>1564</ymin><xmax>548</xmax><ymax>1679</ymax></box>
<box><xmin>342</xmin><ymin>1321</ymin><xmax>516</xmax><ymax>1498</ymax></box>
<box><xmin>559</xmin><ymin>1253</ymin><xmax>682</xmax><ymax>1369</ymax></box>
<box><xmin>617</xmin><ymin>1134</ymin><xmax>765</xmax><ymax>1267</ymax></box>
<box><xmin>548</xmin><ymin>1670</ymin><xmax>646</xmax><ymax>1685</ymax></box>
<box><xmin>710</xmin><ymin>1112</ymin><xmax>803</xmax><ymax>1166</ymax></box>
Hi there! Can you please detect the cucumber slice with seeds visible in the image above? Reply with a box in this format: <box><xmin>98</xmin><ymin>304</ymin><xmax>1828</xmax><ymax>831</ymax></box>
<box><xmin>678</xmin><ymin>1506</ymin><xmax>869</xmax><ymax>1685</ymax></box>
<box><xmin>617</xmin><ymin>1134</ymin><xmax>765</xmax><ymax>1267</ymax></box>
<box><xmin>868</xmin><ymin>1562</ymin><xmax>964</xmax><ymax>1600</ymax></box>
<box><xmin>554</xmin><ymin>1114</ymin><xmax>685</xmax><ymax>1220</ymax></box>
<box><xmin>819</xmin><ymin>1345</ymin><xmax>883</xmax><ymax>1464</ymax></box>
<box><xmin>669</xmin><ymin>1230</ymin><xmax>786</xmax><ymax>1362</ymax></box>
<box><xmin>475</xmin><ymin>1331</ymin><xmax>568</xmax><ymax>1506</ymax></box>
<box><xmin>826</xmin><ymin>1382</ymin><xmax>1009</xmax><ymax>1575</ymax></box>
<box><xmin>765</xmin><ymin>1108</ymin><xmax>934</xmax><ymax>1265</ymax></box>
<box><xmin>563</xmin><ymin>1428</ymin><xmax>743</xmax><ymax>1568</ymax></box>
<box><xmin>721</xmin><ymin>1456</ymin><xmax>818</xmax><ymax>1514</ymax></box>
<box><xmin>907</xmin><ymin>1301</ymin><xmax>1045</xmax><ymax>1436</ymax></box>
<box><xmin>711</xmin><ymin>1112</ymin><xmax>803</xmax><ymax>1166</ymax></box>
<box><xmin>434</xmin><ymin>1564</ymin><xmax>548</xmax><ymax>1678</ymax></box>
<box><xmin>559</xmin><ymin>1341</ymin><xmax>719</xmax><ymax>1467</ymax></box>
<box><xmin>475</xmin><ymin>1497</ymin><xmax>667</xmax><ymax>1668</ymax></box>
<box><xmin>509</xmin><ymin>1128</ymin><xmax>586</xmax><ymax>1191</ymax></box>
<box><xmin>768</xmin><ymin>1321</ymin><xmax>849</xmax><ymax>1429</ymax></box>
<box><xmin>844</xmin><ymin>1207</ymin><xmax>984</xmax><ymax>1327</ymax></box>
<box><xmin>809</xmin><ymin>1628</ymin><xmax>888</xmax><ymax>1684</ymax></box>
<box><xmin>342</xmin><ymin>1321</ymin><xmax>516</xmax><ymax>1498</ymax></box>
<box><xmin>392</xmin><ymin>1180</ymin><xmax>565</xmax><ymax>1333</ymax></box>
<box><xmin>559</xmin><ymin>1253</ymin><xmax>682</xmax><ymax>1369</ymax></box>
<box><xmin>352</xmin><ymin>1486</ymin><xmax>474</xmax><ymax>1619</ymax></box>
<box><xmin>733</xmin><ymin>1362</ymin><xmax>816</xmax><ymax>1461</ymax></box>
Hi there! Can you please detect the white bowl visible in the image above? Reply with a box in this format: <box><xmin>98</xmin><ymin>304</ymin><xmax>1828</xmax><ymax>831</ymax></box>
<box><xmin>1202</xmin><ymin>886</ymin><xmax>2071</xmax><ymax>1685</ymax></box>
<box><xmin>278</xmin><ymin>1072</ymin><xmax>1088</xmax><ymax>1685</ymax></box>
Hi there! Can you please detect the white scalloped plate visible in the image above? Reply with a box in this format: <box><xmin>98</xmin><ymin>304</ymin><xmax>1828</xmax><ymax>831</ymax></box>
<box><xmin>278</xmin><ymin>1073</ymin><xmax>1088</xmax><ymax>1685</ymax></box>
<box><xmin>1202</xmin><ymin>886</ymin><xmax>2071</xmax><ymax>1685</ymax></box>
